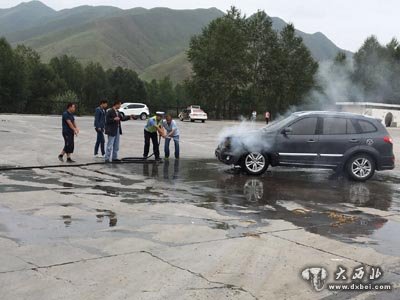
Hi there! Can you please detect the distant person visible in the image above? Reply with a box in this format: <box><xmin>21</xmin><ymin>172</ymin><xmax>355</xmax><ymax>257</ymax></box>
<box><xmin>265</xmin><ymin>111</ymin><xmax>271</xmax><ymax>124</ymax></box>
<box><xmin>251</xmin><ymin>110</ymin><xmax>257</xmax><ymax>121</ymax></box>
<box><xmin>58</xmin><ymin>103</ymin><xmax>79</xmax><ymax>163</ymax></box>
<box><xmin>143</xmin><ymin>112</ymin><xmax>165</xmax><ymax>161</ymax></box>
<box><xmin>104</xmin><ymin>101</ymin><xmax>134</xmax><ymax>163</ymax></box>
<box><xmin>162</xmin><ymin>114</ymin><xmax>180</xmax><ymax>159</ymax></box>
<box><xmin>94</xmin><ymin>100</ymin><xmax>108</xmax><ymax>158</ymax></box>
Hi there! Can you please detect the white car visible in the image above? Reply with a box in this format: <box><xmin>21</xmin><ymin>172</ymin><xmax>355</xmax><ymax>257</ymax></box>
<box><xmin>119</xmin><ymin>103</ymin><xmax>149</xmax><ymax>120</ymax></box>
<box><xmin>179</xmin><ymin>105</ymin><xmax>208</xmax><ymax>123</ymax></box>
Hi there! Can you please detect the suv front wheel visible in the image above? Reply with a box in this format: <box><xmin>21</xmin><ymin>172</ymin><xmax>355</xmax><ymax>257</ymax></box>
<box><xmin>242</xmin><ymin>152</ymin><xmax>269</xmax><ymax>175</ymax></box>
<box><xmin>346</xmin><ymin>154</ymin><xmax>375</xmax><ymax>182</ymax></box>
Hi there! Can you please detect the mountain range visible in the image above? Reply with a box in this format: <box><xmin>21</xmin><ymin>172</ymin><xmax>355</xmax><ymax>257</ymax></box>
<box><xmin>0</xmin><ymin>1</ymin><xmax>352</xmax><ymax>83</ymax></box>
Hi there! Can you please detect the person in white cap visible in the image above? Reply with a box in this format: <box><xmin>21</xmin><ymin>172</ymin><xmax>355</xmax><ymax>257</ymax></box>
<box><xmin>143</xmin><ymin>111</ymin><xmax>165</xmax><ymax>161</ymax></box>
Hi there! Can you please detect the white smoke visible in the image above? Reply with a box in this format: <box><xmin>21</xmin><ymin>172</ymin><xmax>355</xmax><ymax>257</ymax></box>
<box><xmin>217</xmin><ymin>46</ymin><xmax>398</xmax><ymax>153</ymax></box>
<box><xmin>307</xmin><ymin>60</ymin><xmax>364</xmax><ymax>109</ymax></box>
<box><xmin>217</xmin><ymin>116</ymin><xmax>280</xmax><ymax>155</ymax></box>
<box><xmin>309</xmin><ymin>45</ymin><xmax>399</xmax><ymax>108</ymax></box>
<box><xmin>217</xmin><ymin>117</ymin><xmax>258</xmax><ymax>143</ymax></box>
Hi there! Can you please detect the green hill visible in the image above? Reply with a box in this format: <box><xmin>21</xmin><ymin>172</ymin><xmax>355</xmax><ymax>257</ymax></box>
<box><xmin>0</xmin><ymin>1</ymin><xmax>56</xmax><ymax>34</ymax></box>
<box><xmin>270</xmin><ymin>16</ymin><xmax>353</xmax><ymax>61</ymax></box>
<box><xmin>9</xmin><ymin>6</ymin><xmax>223</xmax><ymax>72</ymax></box>
<box><xmin>141</xmin><ymin>51</ymin><xmax>192</xmax><ymax>83</ymax></box>
<box><xmin>6</xmin><ymin>5</ymin><xmax>122</xmax><ymax>43</ymax></box>
<box><xmin>0</xmin><ymin>1</ymin><xmax>352</xmax><ymax>83</ymax></box>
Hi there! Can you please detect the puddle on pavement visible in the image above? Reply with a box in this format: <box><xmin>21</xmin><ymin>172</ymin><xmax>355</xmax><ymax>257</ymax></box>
<box><xmin>95</xmin><ymin>209</ymin><xmax>118</xmax><ymax>227</ymax></box>
<box><xmin>0</xmin><ymin>205</ymin><xmax>123</xmax><ymax>244</ymax></box>
<box><xmin>58</xmin><ymin>209</ymin><xmax>118</xmax><ymax>228</ymax></box>
<box><xmin>1</xmin><ymin>159</ymin><xmax>400</xmax><ymax>255</ymax></box>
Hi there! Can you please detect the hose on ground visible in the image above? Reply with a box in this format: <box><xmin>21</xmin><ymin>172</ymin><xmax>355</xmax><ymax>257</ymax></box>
<box><xmin>0</xmin><ymin>133</ymin><xmax>164</xmax><ymax>172</ymax></box>
<box><xmin>0</xmin><ymin>158</ymin><xmax>162</xmax><ymax>172</ymax></box>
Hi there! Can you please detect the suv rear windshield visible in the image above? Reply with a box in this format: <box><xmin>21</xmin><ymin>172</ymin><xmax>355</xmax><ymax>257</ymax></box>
<box><xmin>322</xmin><ymin>117</ymin><xmax>357</xmax><ymax>135</ymax></box>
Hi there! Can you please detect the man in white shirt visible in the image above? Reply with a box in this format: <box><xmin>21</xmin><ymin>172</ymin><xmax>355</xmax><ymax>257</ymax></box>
<box><xmin>162</xmin><ymin>114</ymin><xmax>180</xmax><ymax>159</ymax></box>
<box><xmin>251</xmin><ymin>110</ymin><xmax>257</xmax><ymax>121</ymax></box>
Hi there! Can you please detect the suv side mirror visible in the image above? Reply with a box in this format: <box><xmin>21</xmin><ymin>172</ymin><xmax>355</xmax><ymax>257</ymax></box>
<box><xmin>282</xmin><ymin>127</ymin><xmax>292</xmax><ymax>135</ymax></box>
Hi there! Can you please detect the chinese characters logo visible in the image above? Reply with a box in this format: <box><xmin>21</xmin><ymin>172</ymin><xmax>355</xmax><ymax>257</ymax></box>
<box><xmin>301</xmin><ymin>265</ymin><xmax>387</xmax><ymax>292</ymax></box>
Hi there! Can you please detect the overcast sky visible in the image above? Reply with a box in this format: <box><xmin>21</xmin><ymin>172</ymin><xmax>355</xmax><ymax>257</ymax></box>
<box><xmin>1</xmin><ymin>0</ymin><xmax>399</xmax><ymax>51</ymax></box>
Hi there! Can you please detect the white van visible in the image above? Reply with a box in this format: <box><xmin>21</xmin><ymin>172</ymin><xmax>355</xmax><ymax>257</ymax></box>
<box><xmin>179</xmin><ymin>105</ymin><xmax>208</xmax><ymax>123</ymax></box>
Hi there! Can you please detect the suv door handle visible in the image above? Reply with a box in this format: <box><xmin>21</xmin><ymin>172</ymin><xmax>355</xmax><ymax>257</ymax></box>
<box><xmin>308</xmin><ymin>139</ymin><xmax>316</xmax><ymax>143</ymax></box>
<box><xmin>349</xmin><ymin>139</ymin><xmax>359</xmax><ymax>143</ymax></box>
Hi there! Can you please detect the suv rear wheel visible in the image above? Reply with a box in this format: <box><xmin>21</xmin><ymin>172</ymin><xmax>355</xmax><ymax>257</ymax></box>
<box><xmin>346</xmin><ymin>154</ymin><xmax>375</xmax><ymax>182</ymax></box>
<box><xmin>242</xmin><ymin>152</ymin><xmax>269</xmax><ymax>175</ymax></box>
<box><xmin>140</xmin><ymin>113</ymin><xmax>147</xmax><ymax>120</ymax></box>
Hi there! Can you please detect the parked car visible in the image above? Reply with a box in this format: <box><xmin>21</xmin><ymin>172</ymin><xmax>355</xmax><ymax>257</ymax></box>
<box><xmin>215</xmin><ymin>111</ymin><xmax>395</xmax><ymax>181</ymax></box>
<box><xmin>119</xmin><ymin>103</ymin><xmax>149</xmax><ymax>120</ymax></box>
<box><xmin>179</xmin><ymin>105</ymin><xmax>208</xmax><ymax>123</ymax></box>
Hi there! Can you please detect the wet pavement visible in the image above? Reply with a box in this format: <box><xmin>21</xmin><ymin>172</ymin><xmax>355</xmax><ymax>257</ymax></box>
<box><xmin>1</xmin><ymin>115</ymin><xmax>400</xmax><ymax>299</ymax></box>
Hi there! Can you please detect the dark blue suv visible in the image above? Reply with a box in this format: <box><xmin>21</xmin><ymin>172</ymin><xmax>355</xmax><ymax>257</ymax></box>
<box><xmin>215</xmin><ymin>111</ymin><xmax>395</xmax><ymax>181</ymax></box>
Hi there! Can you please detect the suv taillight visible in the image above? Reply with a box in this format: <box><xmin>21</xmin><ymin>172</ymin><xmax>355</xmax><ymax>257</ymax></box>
<box><xmin>384</xmin><ymin>136</ymin><xmax>393</xmax><ymax>144</ymax></box>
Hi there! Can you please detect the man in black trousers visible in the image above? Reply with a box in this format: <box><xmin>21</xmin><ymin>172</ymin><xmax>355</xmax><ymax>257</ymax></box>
<box><xmin>104</xmin><ymin>101</ymin><xmax>134</xmax><ymax>163</ymax></box>
<box><xmin>58</xmin><ymin>103</ymin><xmax>79</xmax><ymax>163</ymax></box>
<box><xmin>94</xmin><ymin>100</ymin><xmax>108</xmax><ymax>158</ymax></box>
<box><xmin>143</xmin><ymin>112</ymin><xmax>165</xmax><ymax>161</ymax></box>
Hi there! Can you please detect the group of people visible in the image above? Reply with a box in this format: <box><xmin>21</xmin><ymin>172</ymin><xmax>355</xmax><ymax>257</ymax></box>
<box><xmin>58</xmin><ymin>101</ymin><xmax>180</xmax><ymax>163</ymax></box>
<box><xmin>251</xmin><ymin>110</ymin><xmax>271</xmax><ymax>124</ymax></box>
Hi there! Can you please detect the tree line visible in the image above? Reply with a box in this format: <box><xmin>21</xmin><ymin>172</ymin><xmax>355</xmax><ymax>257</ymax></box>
<box><xmin>0</xmin><ymin>38</ymin><xmax>188</xmax><ymax>115</ymax></box>
<box><xmin>1</xmin><ymin>7</ymin><xmax>399</xmax><ymax>118</ymax></box>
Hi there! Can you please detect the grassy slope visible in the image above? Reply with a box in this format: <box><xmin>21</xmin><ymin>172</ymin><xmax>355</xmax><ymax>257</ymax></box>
<box><xmin>140</xmin><ymin>51</ymin><xmax>191</xmax><ymax>83</ymax></box>
<box><xmin>6</xmin><ymin>5</ymin><xmax>123</xmax><ymax>43</ymax></box>
<box><xmin>18</xmin><ymin>7</ymin><xmax>223</xmax><ymax>72</ymax></box>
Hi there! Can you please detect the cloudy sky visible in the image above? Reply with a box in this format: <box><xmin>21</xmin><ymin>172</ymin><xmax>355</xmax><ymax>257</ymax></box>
<box><xmin>1</xmin><ymin>0</ymin><xmax>399</xmax><ymax>51</ymax></box>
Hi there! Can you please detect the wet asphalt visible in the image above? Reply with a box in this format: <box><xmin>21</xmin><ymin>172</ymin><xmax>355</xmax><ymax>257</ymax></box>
<box><xmin>1</xmin><ymin>160</ymin><xmax>400</xmax><ymax>257</ymax></box>
<box><xmin>1</xmin><ymin>115</ymin><xmax>400</xmax><ymax>299</ymax></box>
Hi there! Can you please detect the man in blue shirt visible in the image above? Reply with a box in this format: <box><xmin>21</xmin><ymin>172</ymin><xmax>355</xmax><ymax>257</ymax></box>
<box><xmin>58</xmin><ymin>103</ymin><xmax>79</xmax><ymax>163</ymax></box>
<box><xmin>162</xmin><ymin>114</ymin><xmax>180</xmax><ymax>159</ymax></box>
<box><xmin>94</xmin><ymin>100</ymin><xmax>108</xmax><ymax>157</ymax></box>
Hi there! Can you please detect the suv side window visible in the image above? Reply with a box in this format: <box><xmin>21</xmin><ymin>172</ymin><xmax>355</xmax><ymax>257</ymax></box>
<box><xmin>357</xmin><ymin>120</ymin><xmax>377</xmax><ymax>133</ymax></box>
<box><xmin>290</xmin><ymin>117</ymin><xmax>318</xmax><ymax>135</ymax></box>
<box><xmin>128</xmin><ymin>104</ymin><xmax>143</xmax><ymax>109</ymax></box>
<box><xmin>322</xmin><ymin>117</ymin><xmax>357</xmax><ymax>134</ymax></box>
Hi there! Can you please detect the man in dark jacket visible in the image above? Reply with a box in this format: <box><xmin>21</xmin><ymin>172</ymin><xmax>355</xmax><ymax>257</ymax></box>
<box><xmin>94</xmin><ymin>100</ymin><xmax>108</xmax><ymax>157</ymax></box>
<box><xmin>105</xmin><ymin>101</ymin><xmax>134</xmax><ymax>163</ymax></box>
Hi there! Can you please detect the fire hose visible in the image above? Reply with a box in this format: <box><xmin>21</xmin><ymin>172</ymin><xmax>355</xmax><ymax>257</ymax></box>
<box><xmin>121</xmin><ymin>135</ymin><xmax>163</xmax><ymax>162</ymax></box>
<box><xmin>0</xmin><ymin>136</ymin><xmax>164</xmax><ymax>172</ymax></box>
